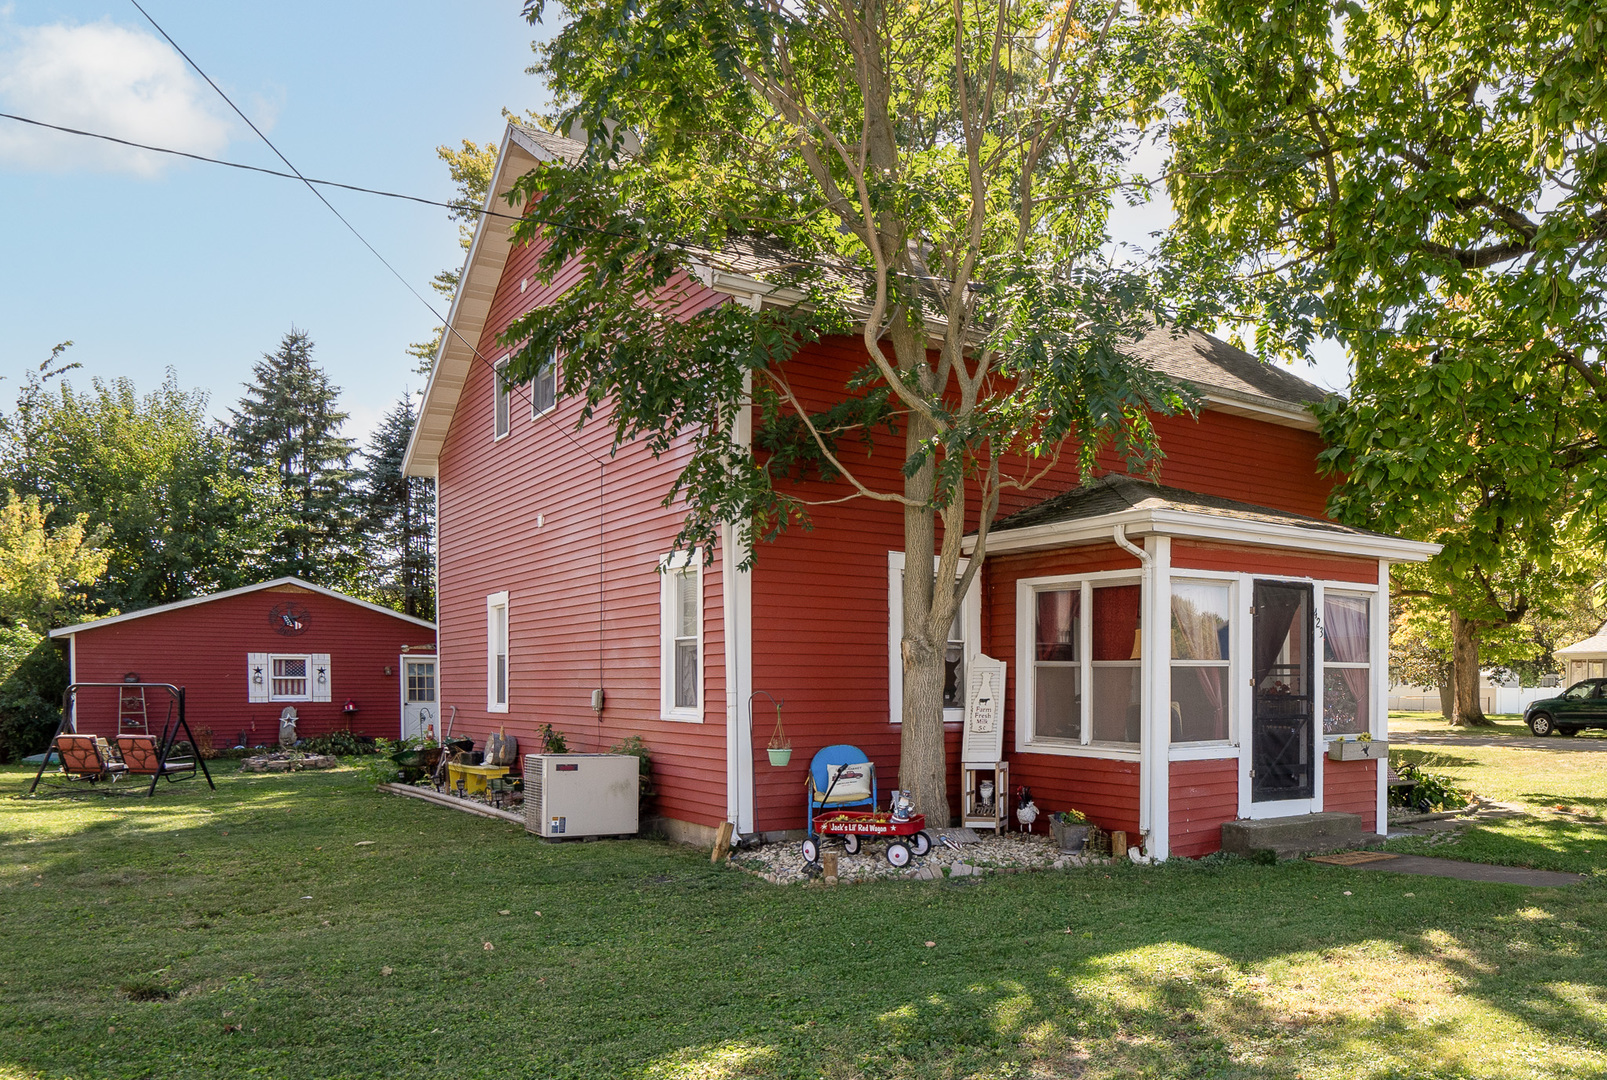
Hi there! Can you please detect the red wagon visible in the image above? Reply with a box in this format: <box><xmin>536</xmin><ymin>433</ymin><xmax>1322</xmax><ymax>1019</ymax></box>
<box><xmin>805</xmin><ymin>810</ymin><xmax>933</xmax><ymax>867</ymax></box>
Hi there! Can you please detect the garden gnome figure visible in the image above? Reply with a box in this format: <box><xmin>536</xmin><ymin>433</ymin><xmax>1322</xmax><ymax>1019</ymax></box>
<box><xmin>278</xmin><ymin>706</ymin><xmax>299</xmax><ymax>748</ymax></box>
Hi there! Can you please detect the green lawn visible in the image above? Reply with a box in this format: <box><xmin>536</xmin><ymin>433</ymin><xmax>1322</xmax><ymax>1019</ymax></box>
<box><xmin>1388</xmin><ymin>711</ymin><xmax>1538</xmax><ymax>738</ymax></box>
<box><xmin>4</xmin><ymin>763</ymin><xmax>1607</xmax><ymax>1080</ymax></box>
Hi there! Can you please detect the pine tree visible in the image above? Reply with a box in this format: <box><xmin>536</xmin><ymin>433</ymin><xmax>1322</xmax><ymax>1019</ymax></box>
<box><xmin>360</xmin><ymin>394</ymin><xmax>435</xmax><ymax>619</ymax></box>
<box><xmin>229</xmin><ymin>329</ymin><xmax>359</xmax><ymax>584</ymax></box>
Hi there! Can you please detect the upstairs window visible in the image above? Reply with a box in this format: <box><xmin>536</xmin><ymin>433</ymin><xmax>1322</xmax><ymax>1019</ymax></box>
<box><xmin>531</xmin><ymin>354</ymin><xmax>557</xmax><ymax>417</ymax></box>
<box><xmin>493</xmin><ymin>359</ymin><xmax>511</xmax><ymax>440</ymax></box>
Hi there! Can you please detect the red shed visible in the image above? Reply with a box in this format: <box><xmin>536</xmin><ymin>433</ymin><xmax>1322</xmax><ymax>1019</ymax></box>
<box><xmin>49</xmin><ymin>578</ymin><xmax>437</xmax><ymax>748</ymax></box>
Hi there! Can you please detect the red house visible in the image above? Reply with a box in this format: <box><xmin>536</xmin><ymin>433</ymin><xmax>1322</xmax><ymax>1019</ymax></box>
<box><xmin>50</xmin><ymin>578</ymin><xmax>438</xmax><ymax>748</ymax></box>
<box><xmin>402</xmin><ymin>125</ymin><xmax>1436</xmax><ymax>858</ymax></box>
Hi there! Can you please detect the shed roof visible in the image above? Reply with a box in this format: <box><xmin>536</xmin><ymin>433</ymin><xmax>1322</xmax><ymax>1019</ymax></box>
<box><xmin>48</xmin><ymin>577</ymin><xmax>436</xmax><ymax>639</ymax></box>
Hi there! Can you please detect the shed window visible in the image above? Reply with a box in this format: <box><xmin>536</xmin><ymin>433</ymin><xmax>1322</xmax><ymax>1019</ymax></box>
<box><xmin>271</xmin><ymin>655</ymin><xmax>310</xmax><ymax>701</ymax></box>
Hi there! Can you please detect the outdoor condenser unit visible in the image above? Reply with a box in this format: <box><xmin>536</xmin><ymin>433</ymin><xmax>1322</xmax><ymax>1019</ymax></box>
<box><xmin>523</xmin><ymin>753</ymin><xmax>640</xmax><ymax>840</ymax></box>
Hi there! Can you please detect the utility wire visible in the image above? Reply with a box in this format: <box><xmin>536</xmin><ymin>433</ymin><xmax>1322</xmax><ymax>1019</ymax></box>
<box><xmin>125</xmin><ymin>0</ymin><xmax>606</xmax><ymax>467</ymax></box>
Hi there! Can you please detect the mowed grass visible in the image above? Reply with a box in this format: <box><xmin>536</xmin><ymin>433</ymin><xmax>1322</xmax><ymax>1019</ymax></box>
<box><xmin>4</xmin><ymin>765</ymin><xmax>1607</xmax><ymax>1080</ymax></box>
<box><xmin>1388</xmin><ymin>711</ymin><xmax>1552</xmax><ymax>738</ymax></box>
<box><xmin>1384</xmin><ymin>742</ymin><xmax>1607</xmax><ymax>874</ymax></box>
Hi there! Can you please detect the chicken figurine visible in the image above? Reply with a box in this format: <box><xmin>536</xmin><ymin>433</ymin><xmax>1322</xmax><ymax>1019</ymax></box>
<box><xmin>1015</xmin><ymin>786</ymin><xmax>1039</xmax><ymax>833</ymax></box>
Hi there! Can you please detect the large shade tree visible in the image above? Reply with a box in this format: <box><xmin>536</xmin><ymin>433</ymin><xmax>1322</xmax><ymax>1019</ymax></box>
<box><xmin>1161</xmin><ymin>0</ymin><xmax>1607</xmax><ymax>724</ymax></box>
<box><xmin>507</xmin><ymin>0</ymin><xmax>1193</xmax><ymax>819</ymax></box>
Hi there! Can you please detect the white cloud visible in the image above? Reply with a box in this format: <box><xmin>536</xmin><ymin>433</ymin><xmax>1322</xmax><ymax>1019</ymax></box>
<box><xmin>0</xmin><ymin>19</ymin><xmax>235</xmax><ymax>176</ymax></box>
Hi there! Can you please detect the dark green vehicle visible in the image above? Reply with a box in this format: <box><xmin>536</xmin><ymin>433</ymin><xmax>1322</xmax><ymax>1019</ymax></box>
<box><xmin>1525</xmin><ymin>678</ymin><xmax>1607</xmax><ymax>736</ymax></box>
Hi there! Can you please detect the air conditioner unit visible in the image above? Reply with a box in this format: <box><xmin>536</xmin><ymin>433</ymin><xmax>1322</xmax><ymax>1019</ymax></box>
<box><xmin>523</xmin><ymin>753</ymin><xmax>640</xmax><ymax>840</ymax></box>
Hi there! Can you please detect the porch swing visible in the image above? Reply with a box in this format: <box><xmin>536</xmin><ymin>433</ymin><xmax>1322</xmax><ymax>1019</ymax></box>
<box><xmin>28</xmin><ymin>683</ymin><xmax>216</xmax><ymax>797</ymax></box>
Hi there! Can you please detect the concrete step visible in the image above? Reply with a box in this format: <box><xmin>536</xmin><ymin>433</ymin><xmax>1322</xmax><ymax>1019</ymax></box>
<box><xmin>1221</xmin><ymin>812</ymin><xmax>1383</xmax><ymax>861</ymax></box>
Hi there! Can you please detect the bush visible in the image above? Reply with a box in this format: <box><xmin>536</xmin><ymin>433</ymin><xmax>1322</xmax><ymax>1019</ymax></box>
<box><xmin>1389</xmin><ymin>754</ymin><xmax>1471</xmax><ymax>813</ymax></box>
<box><xmin>302</xmin><ymin>730</ymin><xmax>376</xmax><ymax>757</ymax></box>
<box><xmin>0</xmin><ymin>624</ymin><xmax>67</xmax><ymax>763</ymax></box>
<box><xmin>610</xmin><ymin>734</ymin><xmax>655</xmax><ymax>811</ymax></box>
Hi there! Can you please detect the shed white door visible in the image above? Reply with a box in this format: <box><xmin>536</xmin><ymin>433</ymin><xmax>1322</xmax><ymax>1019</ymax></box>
<box><xmin>400</xmin><ymin>656</ymin><xmax>437</xmax><ymax>740</ymax></box>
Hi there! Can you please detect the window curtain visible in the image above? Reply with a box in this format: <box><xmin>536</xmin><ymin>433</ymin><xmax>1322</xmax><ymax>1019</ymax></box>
<box><xmin>1324</xmin><ymin>595</ymin><xmax>1370</xmax><ymax>725</ymax></box>
<box><xmin>1093</xmin><ymin>585</ymin><xmax>1141</xmax><ymax>660</ymax></box>
<box><xmin>1036</xmin><ymin>590</ymin><xmax>1078</xmax><ymax>661</ymax></box>
<box><xmin>1171</xmin><ymin>593</ymin><xmax>1225</xmax><ymax>735</ymax></box>
<box><xmin>1253</xmin><ymin>586</ymin><xmax>1307</xmax><ymax>687</ymax></box>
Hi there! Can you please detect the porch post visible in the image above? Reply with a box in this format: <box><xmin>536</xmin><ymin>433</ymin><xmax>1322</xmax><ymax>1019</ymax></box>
<box><xmin>1143</xmin><ymin>535</ymin><xmax>1172</xmax><ymax>861</ymax></box>
<box><xmin>1374</xmin><ymin>558</ymin><xmax>1390</xmax><ymax>834</ymax></box>
<box><xmin>722</xmin><ymin>368</ymin><xmax>756</xmax><ymax>836</ymax></box>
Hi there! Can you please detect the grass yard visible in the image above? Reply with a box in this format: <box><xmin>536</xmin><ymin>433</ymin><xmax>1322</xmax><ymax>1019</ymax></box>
<box><xmin>3</xmin><ymin>763</ymin><xmax>1606</xmax><ymax>1080</ymax></box>
<box><xmin>1388</xmin><ymin>711</ymin><xmax>1557</xmax><ymax>738</ymax></box>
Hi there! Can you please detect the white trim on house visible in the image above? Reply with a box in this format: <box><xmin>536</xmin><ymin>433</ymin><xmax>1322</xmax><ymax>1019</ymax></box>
<box><xmin>1375</xmin><ymin>558</ymin><xmax>1390</xmax><ymax>833</ymax></box>
<box><xmin>492</xmin><ymin>356</ymin><xmax>512</xmax><ymax>441</ymax></box>
<box><xmin>48</xmin><ymin>576</ymin><xmax>436</xmax><ymax>638</ymax></box>
<box><xmin>723</xmin><ymin>369</ymin><xmax>755</xmax><ymax>833</ymax></box>
<box><xmin>486</xmin><ymin>591</ymin><xmax>510</xmax><ymax>713</ymax></box>
<box><xmin>968</xmin><ymin>506</ymin><xmax>1440</xmax><ymax>563</ymax></box>
<box><xmin>886</xmin><ymin>551</ymin><xmax>982</xmax><ymax>726</ymax></box>
<box><xmin>660</xmin><ymin>551</ymin><xmax>704</xmax><ymax>722</ymax></box>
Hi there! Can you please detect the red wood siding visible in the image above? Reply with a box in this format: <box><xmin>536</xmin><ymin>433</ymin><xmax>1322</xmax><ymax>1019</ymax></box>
<box><xmin>434</xmin><ymin>232</ymin><xmax>733</xmax><ymax>829</ymax></box>
<box><xmin>66</xmin><ymin>585</ymin><xmax>434</xmax><ymax>745</ymax></box>
<box><xmin>1324</xmin><ymin>758</ymin><xmax>1379</xmax><ymax>829</ymax></box>
<box><xmin>1172</xmin><ymin>540</ymin><xmax>1377</xmax><ymax>584</ymax></box>
<box><xmin>1170</xmin><ymin>759</ymin><xmax>1238</xmax><ymax>857</ymax></box>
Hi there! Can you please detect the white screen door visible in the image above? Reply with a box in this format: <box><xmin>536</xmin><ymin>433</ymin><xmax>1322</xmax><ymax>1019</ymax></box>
<box><xmin>401</xmin><ymin>656</ymin><xmax>437</xmax><ymax>740</ymax></box>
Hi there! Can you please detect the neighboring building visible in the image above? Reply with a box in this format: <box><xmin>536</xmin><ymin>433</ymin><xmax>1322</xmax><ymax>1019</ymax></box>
<box><xmin>1557</xmin><ymin>622</ymin><xmax>1607</xmax><ymax>685</ymax></box>
<box><xmin>402</xmin><ymin>124</ymin><xmax>1438</xmax><ymax>858</ymax></box>
<box><xmin>50</xmin><ymin>578</ymin><xmax>437</xmax><ymax>747</ymax></box>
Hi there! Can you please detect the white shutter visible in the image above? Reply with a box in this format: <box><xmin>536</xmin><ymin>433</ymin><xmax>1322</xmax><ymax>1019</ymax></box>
<box><xmin>248</xmin><ymin>653</ymin><xmax>270</xmax><ymax>703</ymax></box>
<box><xmin>311</xmin><ymin>654</ymin><xmax>332</xmax><ymax>702</ymax></box>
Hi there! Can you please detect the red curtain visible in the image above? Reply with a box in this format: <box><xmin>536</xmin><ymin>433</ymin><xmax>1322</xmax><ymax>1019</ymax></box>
<box><xmin>1092</xmin><ymin>585</ymin><xmax>1141</xmax><ymax>661</ymax></box>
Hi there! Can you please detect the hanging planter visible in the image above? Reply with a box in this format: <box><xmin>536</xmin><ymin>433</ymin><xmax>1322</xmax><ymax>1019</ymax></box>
<box><xmin>751</xmin><ymin>690</ymin><xmax>791</xmax><ymax>767</ymax></box>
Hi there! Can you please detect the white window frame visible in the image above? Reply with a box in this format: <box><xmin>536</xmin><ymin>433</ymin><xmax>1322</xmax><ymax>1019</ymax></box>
<box><xmin>1319</xmin><ymin>588</ymin><xmax>1373</xmax><ymax>739</ymax></box>
<box><xmin>659</xmin><ymin>552</ymin><xmax>703</xmax><ymax>721</ymax></box>
<box><xmin>1014</xmin><ymin>569</ymin><xmax>1143</xmax><ymax>760</ymax></box>
<box><xmin>486</xmin><ymin>591</ymin><xmax>509</xmax><ymax>713</ymax></box>
<box><xmin>492</xmin><ymin>358</ymin><xmax>512</xmax><ymax>440</ymax></box>
<box><xmin>887</xmin><ymin>551</ymin><xmax>982</xmax><ymax>725</ymax></box>
<box><xmin>1168</xmin><ymin>577</ymin><xmax>1236</xmax><ymax>747</ymax></box>
<box><xmin>269</xmin><ymin>654</ymin><xmax>312</xmax><ymax>702</ymax></box>
<box><xmin>530</xmin><ymin>352</ymin><xmax>558</xmax><ymax>418</ymax></box>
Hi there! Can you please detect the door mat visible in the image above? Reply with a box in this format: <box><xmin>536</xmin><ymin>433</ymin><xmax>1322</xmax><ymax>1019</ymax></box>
<box><xmin>1308</xmin><ymin>851</ymin><xmax>1400</xmax><ymax>866</ymax></box>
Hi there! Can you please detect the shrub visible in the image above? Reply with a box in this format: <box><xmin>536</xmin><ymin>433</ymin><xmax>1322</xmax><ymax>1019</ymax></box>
<box><xmin>0</xmin><ymin>624</ymin><xmax>67</xmax><ymax>763</ymax></box>
<box><xmin>1389</xmin><ymin>754</ymin><xmax>1470</xmax><ymax>812</ymax></box>
<box><xmin>303</xmin><ymin>730</ymin><xmax>376</xmax><ymax>757</ymax></box>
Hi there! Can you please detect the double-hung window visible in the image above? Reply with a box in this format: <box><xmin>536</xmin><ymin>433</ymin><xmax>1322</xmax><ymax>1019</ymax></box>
<box><xmin>660</xmin><ymin>553</ymin><xmax>701</xmax><ymax>720</ymax></box>
<box><xmin>492</xmin><ymin>359</ymin><xmax>512</xmax><ymax>439</ymax></box>
<box><xmin>487</xmin><ymin>592</ymin><xmax>509</xmax><ymax>712</ymax></box>
<box><xmin>530</xmin><ymin>353</ymin><xmax>557</xmax><ymax>417</ymax></box>
<box><xmin>1025</xmin><ymin>578</ymin><xmax>1141</xmax><ymax>748</ymax></box>
<box><xmin>270</xmin><ymin>655</ymin><xmax>310</xmax><ymax>701</ymax></box>
<box><xmin>1321</xmin><ymin>592</ymin><xmax>1371</xmax><ymax>735</ymax></box>
<box><xmin>1170</xmin><ymin>580</ymin><xmax>1232</xmax><ymax>742</ymax></box>
<box><xmin>886</xmin><ymin>552</ymin><xmax>980</xmax><ymax>723</ymax></box>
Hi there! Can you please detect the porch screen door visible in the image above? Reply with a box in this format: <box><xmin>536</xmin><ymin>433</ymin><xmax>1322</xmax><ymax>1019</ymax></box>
<box><xmin>1251</xmin><ymin>581</ymin><xmax>1314</xmax><ymax>802</ymax></box>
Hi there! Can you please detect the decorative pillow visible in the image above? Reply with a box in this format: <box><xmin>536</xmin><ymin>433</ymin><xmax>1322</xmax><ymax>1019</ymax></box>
<box><xmin>820</xmin><ymin>762</ymin><xmax>873</xmax><ymax>801</ymax></box>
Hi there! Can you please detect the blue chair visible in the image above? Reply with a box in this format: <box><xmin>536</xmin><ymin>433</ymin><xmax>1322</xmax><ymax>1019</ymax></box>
<box><xmin>806</xmin><ymin>743</ymin><xmax>878</xmax><ymax>835</ymax></box>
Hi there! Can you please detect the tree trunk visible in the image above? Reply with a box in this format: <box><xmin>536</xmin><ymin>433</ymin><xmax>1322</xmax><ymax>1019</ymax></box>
<box><xmin>897</xmin><ymin>404</ymin><xmax>952</xmax><ymax>826</ymax></box>
<box><xmin>1437</xmin><ymin>680</ymin><xmax>1454</xmax><ymax>721</ymax></box>
<box><xmin>1449</xmin><ymin>610</ymin><xmax>1493</xmax><ymax>727</ymax></box>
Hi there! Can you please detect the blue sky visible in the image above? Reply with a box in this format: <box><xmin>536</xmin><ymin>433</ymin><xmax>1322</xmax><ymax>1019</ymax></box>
<box><xmin>0</xmin><ymin>2</ymin><xmax>1349</xmax><ymax>446</ymax></box>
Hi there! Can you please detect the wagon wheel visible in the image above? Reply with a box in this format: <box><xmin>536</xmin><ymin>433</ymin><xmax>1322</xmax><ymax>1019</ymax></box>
<box><xmin>801</xmin><ymin>836</ymin><xmax>820</xmax><ymax>865</ymax></box>
<box><xmin>842</xmin><ymin>834</ymin><xmax>861</xmax><ymax>855</ymax></box>
<box><xmin>885</xmin><ymin>841</ymin><xmax>912</xmax><ymax>868</ymax></box>
<box><xmin>910</xmin><ymin>831</ymin><xmax>932</xmax><ymax>857</ymax></box>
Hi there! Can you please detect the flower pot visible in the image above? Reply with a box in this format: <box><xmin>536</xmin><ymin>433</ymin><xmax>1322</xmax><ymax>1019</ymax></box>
<box><xmin>1051</xmin><ymin>822</ymin><xmax>1089</xmax><ymax>853</ymax></box>
<box><xmin>767</xmin><ymin>747</ymin><xmax>793</xmax><ymax>767</ymax></box>
<box><xmin>1328</xmin><ymin>738</ymin><xmax>1387</xmax><ymax>762</ymax></box>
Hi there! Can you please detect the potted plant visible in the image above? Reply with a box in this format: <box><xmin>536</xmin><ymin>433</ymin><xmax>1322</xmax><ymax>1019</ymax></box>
<box><xmin>1049</xmin><ymin>809</ymin><xmax>1091</xmax><ymax>853</ymax></box>
<box><xmin>753</xmin><ymin>691</ymin><xmax>792</xmax><ymax>766</ymax></box>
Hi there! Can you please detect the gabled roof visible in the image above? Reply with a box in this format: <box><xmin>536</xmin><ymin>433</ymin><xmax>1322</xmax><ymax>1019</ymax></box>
<box><xmin>403</xmin><ymin>123</ymin><xmax>1331</xmax><ymax>475</ymax></box>
<box><xmin>1556</xmin><ymin>622</ymin><xmax>1607</xmax><ymax>658</ymax></box>
<box><xmin>972</xmin><ymin>474</ymin><xmax>1439</xmax><ymax>562</ymax></box>
<box><xmin>48</xmin><ymin>577</ymin><xmax>436</xmax><ymax>638</ymax></box>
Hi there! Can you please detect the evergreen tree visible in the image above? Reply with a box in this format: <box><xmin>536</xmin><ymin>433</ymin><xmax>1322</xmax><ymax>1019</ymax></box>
<box><xmin>229</xmin><ymin>329</ymin><xmax>360</xmax><ymax>585</ymax></box>
<box><xmin>360</xmin><ymin>394</ymin><xmax>435</xmax><ymax>620</ymax></box>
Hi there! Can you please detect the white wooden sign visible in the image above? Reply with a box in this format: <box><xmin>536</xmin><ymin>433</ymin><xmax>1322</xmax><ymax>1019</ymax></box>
<box><xmin>961</xmin><ymin>655</ymin><xmax>1007</xmax><ymax>765</ymax></box>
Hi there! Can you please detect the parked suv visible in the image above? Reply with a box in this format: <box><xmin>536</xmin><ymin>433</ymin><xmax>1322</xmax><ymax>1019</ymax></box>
<box><xmin>1525</xmin><ymin>678</ymin><xmax>1607</xmax><ymax>736</ymax></box>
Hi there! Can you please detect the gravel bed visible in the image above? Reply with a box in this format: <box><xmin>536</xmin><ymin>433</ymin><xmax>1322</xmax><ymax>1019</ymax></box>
<box><xmin>729</xmin><ymin>828</ymin><xmax>1115</xmax><ymax>885</ymax></box>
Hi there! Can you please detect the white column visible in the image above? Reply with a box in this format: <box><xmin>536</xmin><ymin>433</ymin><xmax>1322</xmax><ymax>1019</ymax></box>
<box><xmin>1143</xmin><ymin>535</ymin><xmax>1172</xmax><ymax>861</ymax></box>
<box><xmin>1375</xmin><ymin>558</ymin><xmax>1390</xmax><ymax>834</ymax></box>
<box><xmin>722</xmin><ymin>368</ymin><xmax>756</xmax><ymax>835</ymax></box>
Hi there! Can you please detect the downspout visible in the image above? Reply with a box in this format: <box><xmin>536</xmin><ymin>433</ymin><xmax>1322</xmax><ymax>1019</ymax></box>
<box><xmin>1113</xmin><ymin>525</ymin><xmax>1156</xmax><ymax>862</ymax></box>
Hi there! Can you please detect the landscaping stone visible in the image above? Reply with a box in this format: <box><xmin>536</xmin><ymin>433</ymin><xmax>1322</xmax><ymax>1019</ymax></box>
<box><xmin>241</xmin><ymin>752</ymin><xmax>338</xmax><ymax>773</ymax></box>
<box><xmin>730</xmin><ymin>829</ymin><xmax>1108</xmax><ymax>885</ymax></box>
